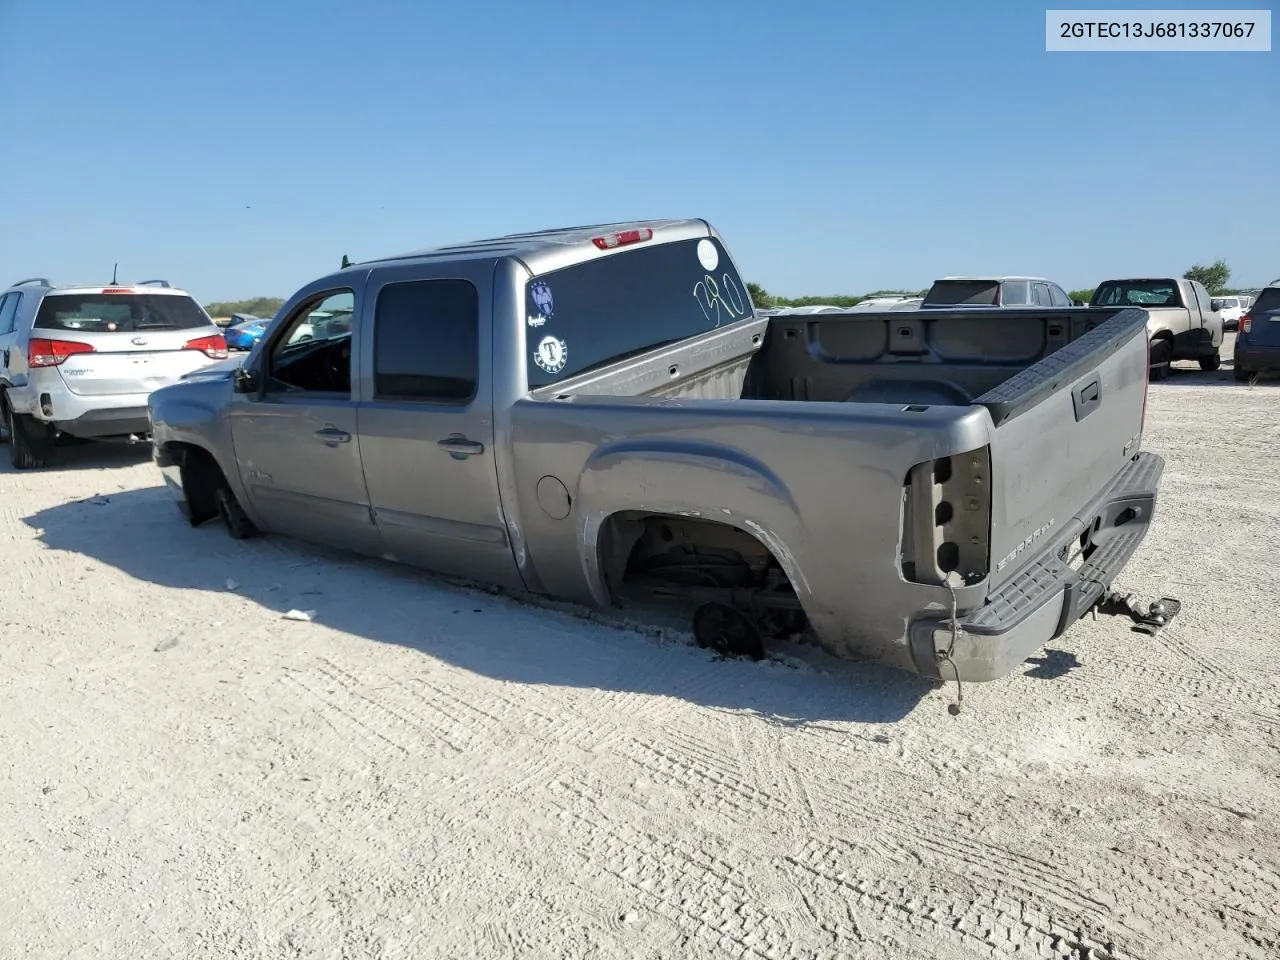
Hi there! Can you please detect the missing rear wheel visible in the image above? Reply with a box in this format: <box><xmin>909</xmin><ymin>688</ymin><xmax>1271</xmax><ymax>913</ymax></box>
<box><xmin>692</xmin><ymin>603</ymin><xmax>765</xmax><ymax>661</ymax></box>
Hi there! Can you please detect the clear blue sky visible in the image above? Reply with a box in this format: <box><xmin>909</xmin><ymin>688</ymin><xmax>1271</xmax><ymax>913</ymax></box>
<box><xmin>1</xmin><ymin>0</ymin><xmax>1275</xmax><ymax>302</ymax></box>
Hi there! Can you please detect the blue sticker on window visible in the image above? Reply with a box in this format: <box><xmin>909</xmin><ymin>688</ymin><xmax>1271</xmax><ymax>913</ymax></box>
<box><xmin>531</xmin><ymin>281</ymin><xmax>554</xmax><ymax>319</ymax></box>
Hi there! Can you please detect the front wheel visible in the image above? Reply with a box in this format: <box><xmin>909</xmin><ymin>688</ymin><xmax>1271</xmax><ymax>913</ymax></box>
<box><xmin>1200</xmin><ymin>353</ymin><xmax>1222</xmax><ymax>372</ymax></box>
<box><xmin>215</xmin><ymin>484</ymin><xmax>257</xmax><ymax>540</ymax></box>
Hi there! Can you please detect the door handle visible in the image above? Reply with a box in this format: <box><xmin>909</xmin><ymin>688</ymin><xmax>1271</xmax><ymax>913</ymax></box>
<box><xmin>314</xmin><ymin>426</ymin><xmax>351</xmax><ymax>445</ymax></box>
<box><xmin>437</xmin><ymin>435</ymin><xmax>485</xmax><ymax>459</ymax></box>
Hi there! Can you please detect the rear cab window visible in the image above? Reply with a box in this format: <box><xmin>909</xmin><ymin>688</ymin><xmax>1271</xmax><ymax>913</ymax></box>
<box><xmin>35</xmin><ymin>292</ymin><xmax>212</xmax><ymax>333</ymax></box>
<box><xmin>1092</xmin><ymin>280</ymin><xmax>1182</xmax><ymax>307</ymax></box>
<box><xmin>523</xmin><ymin>235</ymin><xmax>751</xmax><ymax>389</ymax></box>
<box><xmin>923</xmin><ymin>280</ymin><xmax>999</xmax><ymax>306</ymax></box>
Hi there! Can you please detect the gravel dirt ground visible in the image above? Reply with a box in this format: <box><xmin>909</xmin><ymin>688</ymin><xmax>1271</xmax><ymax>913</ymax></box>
<box><xmin>1</xmin><ymin>340</ymin><xmax>1276</xmax><ymax>960</ymax></box>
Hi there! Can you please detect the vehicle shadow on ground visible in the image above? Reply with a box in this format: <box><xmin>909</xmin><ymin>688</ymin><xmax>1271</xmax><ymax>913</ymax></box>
<box><xmin>0</xmin><ymin>441</ymin><xmax>153</xmax><ymax>474</ymax></box>
<box><xmin>24</xmin><ymin>486</ymin><xmax>938</xmax><ymax>725</ymax></box>
<box><xmin>1150</xmin><ymin>356</ymin><xmax>1279</xmax><ymax>388</ymax></box>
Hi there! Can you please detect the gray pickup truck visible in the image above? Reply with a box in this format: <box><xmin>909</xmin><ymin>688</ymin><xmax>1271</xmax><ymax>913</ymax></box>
<box><xmin>148</xmin><ymin>220</ymin><xmax>1164</xmax><ymax>683</ymax></box>
<box><xmin>1089</xmin><ymin>277</ymin><xmax>1225</xmax><ymax>379</ymax></box>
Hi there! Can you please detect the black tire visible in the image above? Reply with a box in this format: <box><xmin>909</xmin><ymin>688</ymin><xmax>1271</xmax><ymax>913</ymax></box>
<box><xmin>4</xmin><ymin>401</ymin><xmax>54</xmax><ymax>470</ymax></box>
<box><xmin>1200</xmin><ymin>353</ymin><xmax>1222</xmax><ymax>372</ymax></box>
<box><xmin>214</xmin><ymin>483</ymin><xmax>257</xmax><ymax>540</ymax></box>
<box><xmin>1234</xmin><ymin>366</ymin><xmax>1252</xmax><ymax>383</ymax></box>
<box><xmin>177</xmin><ymin>447</ymin><xmax>220</xmax><ymax>526</ymax></box>
<box><xmin>1148</xmin><ymin>338</ymin><xmax>1173</xmax><ymax>381</ymax></box>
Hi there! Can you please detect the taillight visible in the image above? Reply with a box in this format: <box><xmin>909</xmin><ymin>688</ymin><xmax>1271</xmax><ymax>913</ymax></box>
<box><xmin>28</xmin><ymin>338</ymin><xmax>94</xmax><ymax>367</ymax></box>
<box><xmin>591</xmin><ymin>228</ymin><xmax>653</xmax><ymax>250</ymax></box>
<box><xmin>1240</xmin><ymin>313</ymin><xmax>1253</xmax><ymax>333</ymax></box>
<box><xmin>184</xmin><ymin>334</ymin><xmax>228</xmax><ymax>359</ymax></box>
<box><xmin>900</xmin><ymin>446</ymin><xmax>992</xmax><ymax>585</ymax></box>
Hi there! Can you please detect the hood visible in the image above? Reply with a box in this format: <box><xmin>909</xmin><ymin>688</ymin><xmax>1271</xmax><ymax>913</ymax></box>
<box><xmin>181</xmin><ymin>356</ymin><xmax>244</xmax><ymax>381</ymax></box>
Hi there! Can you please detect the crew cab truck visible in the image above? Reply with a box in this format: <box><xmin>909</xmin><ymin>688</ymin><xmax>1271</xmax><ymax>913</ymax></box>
<box><xmin>148</xmin><ymin>220</ymin><xmax>1163</xmax><ymax>683</ymax></box>
<box><xmin>1089</xmin><ymin>277</ymin><xmax>1225</xmax><ymax>380</ymax></box>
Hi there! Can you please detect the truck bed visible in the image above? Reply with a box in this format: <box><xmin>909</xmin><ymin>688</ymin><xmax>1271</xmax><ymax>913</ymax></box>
<box><xmin>538</xmin><ymin>307</ymin><xmax>1136</xmax><ymax>414</ymax></box>
<box><xmin>509</xmin><ymin>306</ymin><xmax>1154</xmax><ymax>681</ymax></box>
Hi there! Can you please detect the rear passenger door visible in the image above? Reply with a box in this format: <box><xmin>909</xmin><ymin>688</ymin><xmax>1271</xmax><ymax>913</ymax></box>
<box><xmin>356</xmin><ymin>268</ymin><xmax>524</xmax><ymax>592</ymax></box>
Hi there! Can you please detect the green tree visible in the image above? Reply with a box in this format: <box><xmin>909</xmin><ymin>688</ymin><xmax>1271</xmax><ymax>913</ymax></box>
<box><xmin>1068</xmin><ymin>288</ymin><xmax>1095</xmax><ymax>304</ymax></box>
<box><xmin>746</xmin><ymin>282</ymin><xmax>775</xmax><ymax>309</ymax></box>
<box><xmin>1183</xmin><ymin>260</ymin><xmax>1231</xmax><ymax>294</ymax></box>
<box><xmin>204</xmin><ymin>296</ymin><xmax>286</xmax><ymax>319</ymax></box>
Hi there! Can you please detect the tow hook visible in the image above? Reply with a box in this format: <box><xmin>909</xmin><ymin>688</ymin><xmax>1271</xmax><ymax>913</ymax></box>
<box><xmin>1093</xmin><ymin>589</ymin><xmax>1183</xmax><ymax>636</ymax></box>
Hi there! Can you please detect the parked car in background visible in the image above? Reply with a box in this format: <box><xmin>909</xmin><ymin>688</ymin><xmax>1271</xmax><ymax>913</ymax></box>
<box><xmin>148</xmin><ymin>218</ymin><xmax>1163</xmax><ymax>684</ymax></box>
<box><xmin>225</xmin><ymin>317</ymin><xmax>270</xmax><ymax>351</ymax></box>
<box><xmin>849</xmin><ymin>296</ymin><xmax>924</xmax><ymax>311</ymax></box>
<box><xmin>1089</xmin><ymin>277</ymin><xmax>1225</xmax><ymax>379</ymax></box>
<box><xmin>772</xmin><ymin>305</ymin><xmax>844</xmax><ymax>315</ymax></box>
<box><xmin>1215</xmin><ymin>296</ymin><xmax>1247</xmax><ymax>331</ymax></box>
<box><xmin>1233</xmin><ymin>281</ymin><xmax>1280</xmax><ymax>381</ymax></box>
<box><xmin>921</xmin><ymin>276</ymin><xmax>1076</xmax><ymax>309</ymax></box>
<box><xmin>0</xmin><ymin>277</ymin><xmax>228</xmax><ymax>468</ymax></box>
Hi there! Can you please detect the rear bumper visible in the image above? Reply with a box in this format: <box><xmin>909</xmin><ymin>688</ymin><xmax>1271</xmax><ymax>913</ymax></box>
<box><xmin>54</xmin><ymin>407</ymin><xmax>150</xmax><ymax>438</ymax></box>
<box><xmin>1235</xmin><ymin>343</ymin><xmax>1280</xmax><ymax>371</ymax></box>
<box><xmin>908</xmin><ymin>451</ymin><xmax>1164</xmax><ymax>682</ymax></box>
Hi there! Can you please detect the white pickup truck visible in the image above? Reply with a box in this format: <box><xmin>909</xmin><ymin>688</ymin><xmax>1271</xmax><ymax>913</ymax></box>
<box><xmin>1089</xmin><ymin>277</ymin><xmax>1225</xmax><ymax>379</ymax></box>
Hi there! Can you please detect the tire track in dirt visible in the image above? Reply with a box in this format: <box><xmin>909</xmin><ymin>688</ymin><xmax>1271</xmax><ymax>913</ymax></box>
<box><xmin>785</xmin><ymin>845</ymin><xmax>1127</xmax><ymax>960</ymax></box>
<box><xmin>807</xmin><ymin>778</ymin><xmax>1275</xmax><ymax>959</ymax></box>
<box><xmin>546</xmin><ymin>774</ymin><xmax>839</xmax><ymax>960</ymax></box>
<box><xmin>612</xmin><ymin>731</ymin><xmax>793</xmax><ymax>820</ymax></box>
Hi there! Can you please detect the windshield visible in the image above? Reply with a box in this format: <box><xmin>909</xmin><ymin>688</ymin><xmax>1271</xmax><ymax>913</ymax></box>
<box><xmin>923</xmin><ymin>280</ymin><xmax>999</xmax><ymax>306</ymax></box>
<box><xmin>35</xmin><ymin>292</ymin><xmax>211</xmax><ymax>333</ymax></box>
<box><xmin>523</xmin><ymin>235</ymin><xmax>752</xmax><ymax>388</ymax></box>
<box><xmin>1092</xmin><ymin>281</ymin><xmax>1182</xmax><ymax>307</ymax></box>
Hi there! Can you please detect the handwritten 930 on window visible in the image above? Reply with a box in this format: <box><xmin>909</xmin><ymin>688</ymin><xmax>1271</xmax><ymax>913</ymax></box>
<box><xmin>1045</xmin><ymin>10</ymin><xmax>1271</xmax><ymax>51</ymax></box>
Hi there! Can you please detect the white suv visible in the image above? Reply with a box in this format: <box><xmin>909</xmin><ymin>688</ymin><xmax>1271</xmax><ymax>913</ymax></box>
<box><xmin>0</xmin><ymin>277</ymin><xmax>229</xmax><ymax>469</ymax></box>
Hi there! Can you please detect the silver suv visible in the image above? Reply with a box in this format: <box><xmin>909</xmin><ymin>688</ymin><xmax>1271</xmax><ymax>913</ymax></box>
<box><xmin>0</xmin><ymin>277</ymin><xmax>229</xmax><ymax>468</ymax></box>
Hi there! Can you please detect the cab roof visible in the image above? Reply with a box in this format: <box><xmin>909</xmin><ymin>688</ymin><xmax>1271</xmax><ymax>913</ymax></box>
<box><xmin>347</xmin><ymin>218</ymin><xmax>715</xmax><ymax>276</ymax></box>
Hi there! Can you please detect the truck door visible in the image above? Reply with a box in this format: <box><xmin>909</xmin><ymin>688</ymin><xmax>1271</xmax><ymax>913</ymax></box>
<box><xmin>227</xmin><ymin>281</ymin><xmax>384</xmax><ymax>556</ymax></box>
<box><xmin>355</xmin><ymin>267</ymin><xmax>524</xmax><ymax>593</ymax></box>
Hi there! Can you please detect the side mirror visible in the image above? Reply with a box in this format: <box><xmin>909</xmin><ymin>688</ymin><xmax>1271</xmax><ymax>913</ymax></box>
<box><xmin>1073</xmin><ymin>299</ymin><xmax>1085</xmax><ymax>306</ymax></box>
<box><xmin>1210</xmin><ymin>299</ymin><xmax>1223</xmax><ymax>311</ymax></box>
<box><xmin>232</xmin><ymin>364</ymin><xmax>260</xmax><ymax>395</ymax></box>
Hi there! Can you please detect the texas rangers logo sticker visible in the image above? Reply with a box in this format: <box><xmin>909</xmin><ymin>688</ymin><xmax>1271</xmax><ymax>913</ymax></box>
<box><xmin>533</xmin><ymin>335</ymin><xmax>567</xmax><ymax>374</ymax></box>
<box><xmin>530</xmin><ymin>281</ymin><xmax>555</xmax><ymax>319</ymax></box>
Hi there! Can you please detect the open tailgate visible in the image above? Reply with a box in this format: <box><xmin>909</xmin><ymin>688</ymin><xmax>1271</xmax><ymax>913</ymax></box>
<box><xmin>975</xmin><ymin>308</ymin><xmax>1150</xmax><ymax>592</ymax></box>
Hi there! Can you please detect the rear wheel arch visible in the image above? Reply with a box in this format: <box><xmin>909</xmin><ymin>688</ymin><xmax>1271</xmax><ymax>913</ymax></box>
<box><xmin>594</xmin><ymin>510</ymin><xmax>808</xmax><ymax>633</ymax></box>
<box><xmin>1148</xmin><ymin>330</ymin><xmax>1174</xmax><ymax>380</ymax></box>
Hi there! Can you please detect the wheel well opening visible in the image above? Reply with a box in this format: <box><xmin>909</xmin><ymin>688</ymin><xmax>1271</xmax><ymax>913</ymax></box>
<box><xmin>598</xmin><ymin>511</ymin><xmax>807</xmax><ymax>642</ymax></box>
<box><xmin>168</xmin><ymin>442</ymin><xmax>225</xmax><ymax>523</ymax></box>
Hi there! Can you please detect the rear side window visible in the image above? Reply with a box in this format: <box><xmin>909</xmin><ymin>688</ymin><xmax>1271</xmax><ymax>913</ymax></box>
<box><xmin>923</xmin><ymin>280</ymin><xmax>999</xmax><ymax>306</ymax></box>
<box><xmin>1001</xmin><ymin>281</ymin><xmax>1031</xmax><ymax>305</ymax></box>
<box><xmin>1049</xmin><ymin>285</ymin><xmax>1071</xmax><ymax>307</ymax></box>
<box><xmin>0</xmin><ymin>293</ymin><xmax>19</xmax><ymax>334</ymax></box>
<box><xmin>523</xmin><ymin>236</ymin><xmax>751</xmax><ymax>388</ymax></box>
<box><xmin>1092</xmin><ymin>281</ymin><xmax>1180</xmax><ymax>307</ymax></box>
<box><xmin>34</xmin><ymin>293</ymin><xmax>211</xmax><ymax>333</ymax></box>
<box><xmin>1251</xmin><ymin>288</ymin><xmax>1280</xmax><ymax>314</ymax></box>
<box><xmin>373</xmin><ymin>278</ymin><xmax>478</xmax><ymax>403</ymax></box>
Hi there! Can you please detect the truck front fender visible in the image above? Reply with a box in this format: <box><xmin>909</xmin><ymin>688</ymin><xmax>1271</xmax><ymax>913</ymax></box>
<box><xmin>574</xmin><ymin>439</ymin><xmax>812</xmax><ymax>607</ymax></box>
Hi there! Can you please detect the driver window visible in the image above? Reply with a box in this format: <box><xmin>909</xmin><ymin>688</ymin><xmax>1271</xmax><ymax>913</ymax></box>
<box><xmin>267</xmin><ymin>290</ymin><xmax>355</xmax><ymax>395</ymax></box>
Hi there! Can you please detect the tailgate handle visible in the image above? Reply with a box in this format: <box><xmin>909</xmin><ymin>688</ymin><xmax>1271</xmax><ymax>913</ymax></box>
<box><xmin>1072</xmin><ymin>376</ymin><xmax>1101</xmax><ymax>422</ymax></box>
